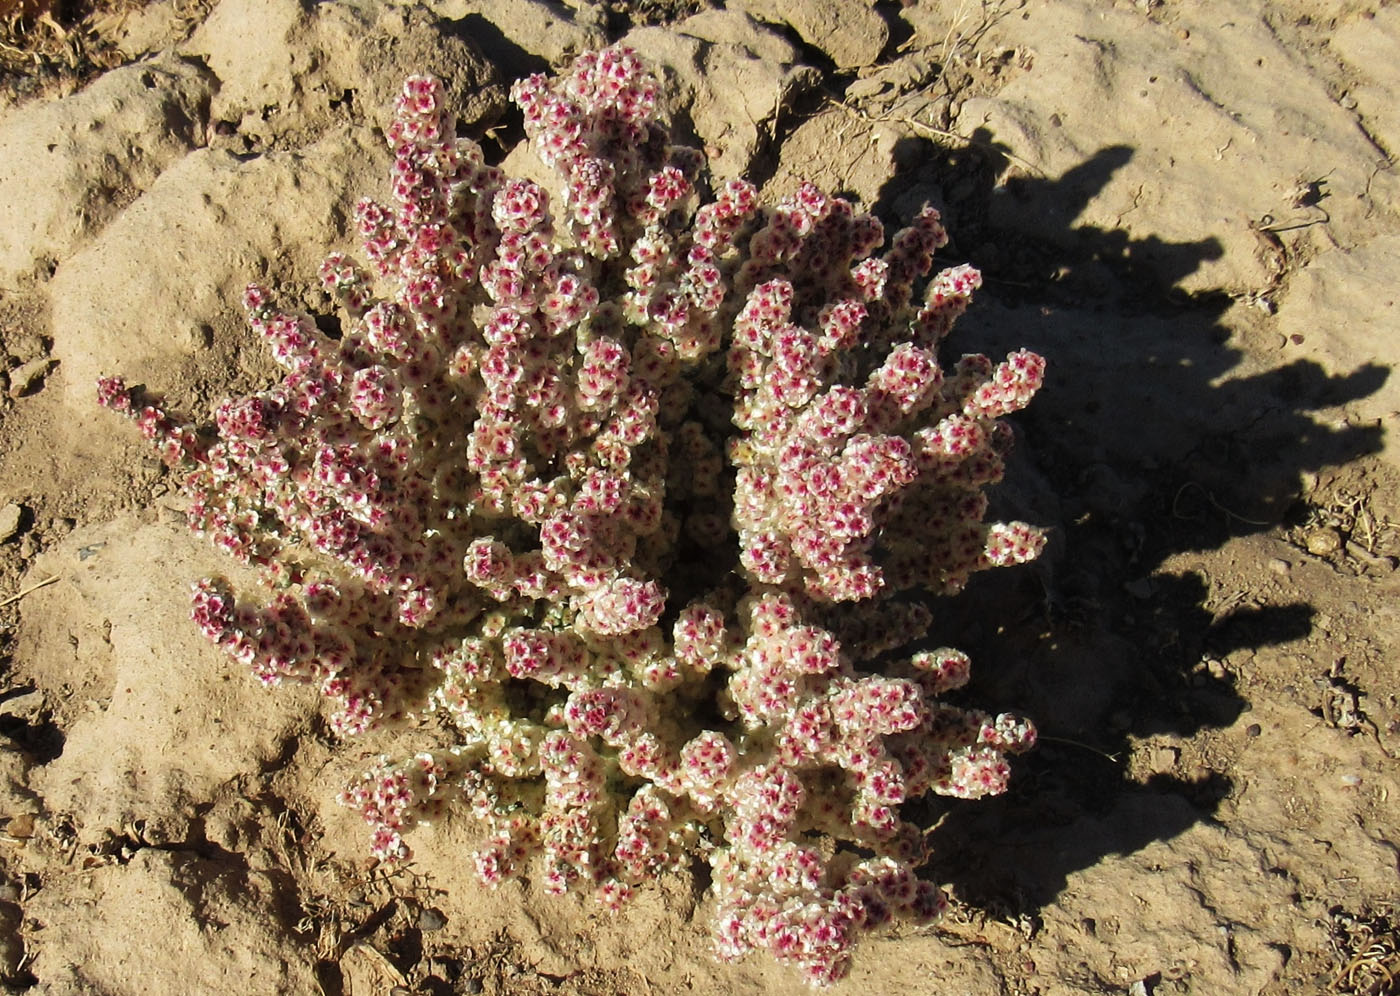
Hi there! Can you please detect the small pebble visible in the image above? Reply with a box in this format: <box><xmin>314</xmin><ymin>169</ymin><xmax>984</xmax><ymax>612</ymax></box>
<box><xmin>0</xmin><ymin>690</ymin><xmax>42</xmax><ymax>719</ymax></box>
<box><xmin>1149</xmin><ymin>746</ymin><xmax>1179</xmax><ymax>773</ymax></box>
<box><xmin>7</xmin><ymin>357</ymin><xmax>53</xmax><ymax>397</ymax></box>
<box><xmin>1268</xmin><ymin>558</ymin><xmax>1291</xmax><ymax>575</ymax></box>
<box><xmin>1305</xmin><ymin>528</ymin><xmax>1342</xmax><ymax>556</ymax></box>
<box><xmin>418</xmin><ymin>907</ymin><xmax>447</xmax><ymax>931</ymax></box>
<box><xmin>186</xmin><ymin>322</ymin><xmax>214</xmax><ymax>349</ymax></box>
<box><xmin>0</xmin><ymin>919</ymin><xmax>21</xmax><ymax>976</ymax></box>
<box><xmin>0</xmin><ymin>503</ymin><xmax>20</xmax><ymax>542</ymax></box>
<box><xmin>1246</xmin><ymin>723</ymin><xmax>1262</xmax><ymax>738</ymax></box>
<box><xmin>1124</xmin><ymin>577</ymin><xmax>1155</xmax><ymax>599</ymax></box>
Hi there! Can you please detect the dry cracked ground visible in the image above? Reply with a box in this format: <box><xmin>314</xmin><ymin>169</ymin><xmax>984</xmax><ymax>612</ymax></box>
<box><xmin>0</xmin><ymin>0</ymin><xmax>1397</xmax><ymax>994</ymax></box>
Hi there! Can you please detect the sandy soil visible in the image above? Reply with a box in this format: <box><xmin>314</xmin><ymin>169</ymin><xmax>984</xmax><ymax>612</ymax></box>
<box><xmin>0</xmin><ymin>1</ymin><xmax>1398</xmax><ymax>994</ymax></box>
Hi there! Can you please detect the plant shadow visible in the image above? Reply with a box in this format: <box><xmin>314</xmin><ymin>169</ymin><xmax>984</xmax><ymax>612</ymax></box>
<box><xmin>870</xmin><ymin>131</ymin><xmax>1386</xmax><ymax>914</ymax></box>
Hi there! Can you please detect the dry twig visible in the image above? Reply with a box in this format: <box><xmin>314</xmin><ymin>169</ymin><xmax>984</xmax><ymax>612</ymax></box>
<box><xmin>0</xmin><ymin>574</ymin><xmax>58</xmax><ymax>607</ymax></box>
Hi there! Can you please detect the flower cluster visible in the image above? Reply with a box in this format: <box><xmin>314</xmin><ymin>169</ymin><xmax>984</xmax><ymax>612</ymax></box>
<box><xmin>99</xmin><ymin>45</ymin><xmax>1046</xmax><ymax>986</ymax></box>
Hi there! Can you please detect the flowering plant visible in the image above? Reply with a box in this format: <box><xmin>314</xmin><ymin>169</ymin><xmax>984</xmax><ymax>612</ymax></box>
<box><xmin>98</xmin><ymin>45</ymin><xmax>1046</xmax><ymax>985</ymax></box>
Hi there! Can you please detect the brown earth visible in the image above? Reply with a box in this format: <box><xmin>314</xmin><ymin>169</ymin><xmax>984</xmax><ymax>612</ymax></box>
<box><xmin>0</xmin><ymin>1</ymin><xmax>1397</xmax><ymax>994</ymax></box>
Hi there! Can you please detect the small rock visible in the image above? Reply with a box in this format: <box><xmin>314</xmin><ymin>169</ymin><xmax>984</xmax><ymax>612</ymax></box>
<box><xmin>7</xmin><ymin>356</ymin><xmax>53</xmax><ymax>396</ymax></box>
<box><xmin>1305</xmin><ymin>528</ymin><xmax>1343</xmax><ymax>556</ymax></box>
<box><xmin>846</xmin><ymin>76</ymin><xmax>891</xmax><ymax>101</ymax></box>
<box><xmin>418</xmin><ymin>907</ymin><xmax>446</xmax><ymax>931</ymax></box>
<box><xmin>0</xmin><ymin>901</ymin><xmax>21</xmax><ymax>976</ymax></box>
<box><xmin>621</xmin><ymin>13</ymin><xmax>819</xmax><ymax>182</ymax></box>
<box><xmin>1124</xmin><ymin>577</ymin><xmax>1155</xmax><ymax>599</ymax></box>
<box><xmin>1245</xmin><ymin>723</ymin><xmax>1262</xmax><ymax>737</ymax></box>
<box><xmin>1149</xmin><ymin>746</ymin><xmax>1179</xmax><ymax>773</ymax></box>
<box><xmin>451</xmin><ymin>0</ymin><xmax>606</xmax><ymax>69</ymax></box>
<box><xmin>735</xmin><ymin>0</ymin><xmax>888</xmax><ymax>68</ymax></box>
<box><xmin>0</xmin><ymin>690</ymin><xmax>42</xmax><ymax>719</ymax></box>
<box><xmin>185</xmin><ymin>322</ymin><xmax>214</xmax><ymax>349</ymax></box>
<box><xmin>1268</xmin><ymin>557</ymin><xmax>1291</xmax><ymax>575</ymax></box>
<box><xmin>0</xmin><ymin>503</ymin><xmax>21</xmax><ymax>542</ymax></box>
